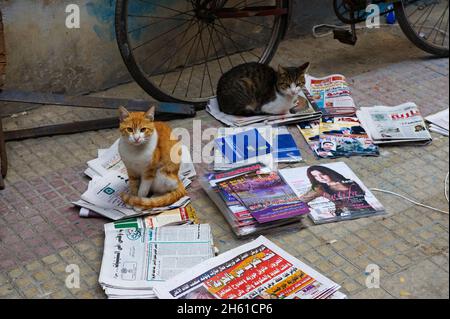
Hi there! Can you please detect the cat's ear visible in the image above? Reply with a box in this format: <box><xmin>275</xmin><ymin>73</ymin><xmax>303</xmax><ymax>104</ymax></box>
<box><xmin>278</xmin><ymin>65</ymin><xmax>287</xmax><ymax>75</ymax></box>
<box><xmin>298</xmin><ymin>62</ymin><xmax>310</xmax><ymax>74</ymax></box>
<box><xmin>119</xmin><ymin>106</ymin><xmax>130</xmax><ymax>122</ymax></box>
<box><xmin>145</xmin><ymin>105</ymin><xmax>156</xmax><ymax>121</ymax></box>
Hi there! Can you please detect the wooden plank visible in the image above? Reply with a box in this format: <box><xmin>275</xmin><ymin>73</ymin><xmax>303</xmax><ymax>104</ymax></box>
<box><xmin>0</xmin><ymin>90</ymin><xmax>196</xmax><ymax>116</ymax></box>
<box><xmin>0</xmin><ymin>9</ymin><xmax>5</xmax><ymax>89</ymax></box>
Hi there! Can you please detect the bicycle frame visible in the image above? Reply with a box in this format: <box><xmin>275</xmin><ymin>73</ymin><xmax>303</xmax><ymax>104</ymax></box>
<box><xmin>192</xmin><ymin>0</ymin><xmax>291</xmax><ymax>38</ymax></box>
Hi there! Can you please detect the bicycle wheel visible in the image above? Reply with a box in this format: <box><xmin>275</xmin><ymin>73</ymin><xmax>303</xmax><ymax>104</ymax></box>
<box><xmin>395</xmin><ymin>0</ymin><xmax>449</xmax><ymax>57</ymax></box>
<box><xmin>115</xmin><ymin>0</ymin><xmax>289</xmax><ymax>104</ymax></box>
<box><xmin>333</xmin><ymin>0</ymin><xmax>368</xmax><ymax>24</ymax></box>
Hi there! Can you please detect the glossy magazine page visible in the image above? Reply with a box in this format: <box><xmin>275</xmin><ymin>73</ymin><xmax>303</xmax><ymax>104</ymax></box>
<box><xmin>279</xmin><ymin>162</ymin><xmax>385</xmax><ymax>224</ymax></box>
<box><xmin>200</xmin><ymin>164</ymin><xmax>303</xmax><ymax>237</ymax></box>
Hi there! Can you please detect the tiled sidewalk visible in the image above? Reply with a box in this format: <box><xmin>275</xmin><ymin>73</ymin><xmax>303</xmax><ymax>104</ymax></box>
<box><xmin>0</xmin><ymin>37</ymin><xmax>448</xmax><ymax>298</ymax></box>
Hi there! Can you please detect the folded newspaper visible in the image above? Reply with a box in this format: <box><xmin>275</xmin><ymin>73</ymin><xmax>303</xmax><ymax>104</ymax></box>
<box><xmin>152</xmin><ymin>236</ymin><xmax>346</xmax><ymax>299</ymax></box>
<box><xmin>426</xmin><ymin>108</ymin><xmax>449</xmax><ymax>137</ymax></box>
<box><xmin>99</xmin><ymin>224</ymin><xmax>215</xmax><ymax>299</ymax></box>
<box><xmin>357</xmin><ymin>102</ymin><xmax>432</xmax><ymax>145</ymax></box>
<box><xmin>206</xmin><ymin>89</ymin><xmax>322</xmax><ymax>127</ymax></box>
<box><xmin>305</xmin><ymin>74</ymin><xmax>357</xmax><ymax>116</ymax></box>
<box><xmin>73</xmin><ymin>139</ymin><xmax>197</xmax><ymax>220</ymax></box>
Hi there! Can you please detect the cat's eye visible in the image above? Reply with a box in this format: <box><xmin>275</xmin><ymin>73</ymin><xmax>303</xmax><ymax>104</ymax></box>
<box><xmin>140</xmin><ymin>128</ymin><xmax>146</xmax><ymax>133</ymax></box>
<box><xmin>126</xmin><ymin>128</ymin><xmax>133</xmax><ymax>133</ymax></box>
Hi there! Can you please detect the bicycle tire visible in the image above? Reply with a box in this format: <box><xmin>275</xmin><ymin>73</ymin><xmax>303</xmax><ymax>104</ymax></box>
<box><xmin>394</xmin><ymin>0</ymin><xmax>449</xmax><ymax>57</ymax></box>
<box><xmin>115</xmin><ymin>0</ymin><xmax>290</xmax><ymax>105</ymax></box>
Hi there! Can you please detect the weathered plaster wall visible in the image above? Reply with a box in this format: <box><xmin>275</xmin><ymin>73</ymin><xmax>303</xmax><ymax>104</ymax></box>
<box><xmin>0</xmin><ymin>0</ymin><xmax>337</xmax><ymax>95</ymax></box>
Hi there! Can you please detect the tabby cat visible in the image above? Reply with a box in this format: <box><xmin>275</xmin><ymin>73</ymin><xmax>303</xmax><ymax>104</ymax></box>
<box><xmin>217</xmin><ymin>62</ymin><xmax>310</xmax><ymax>116</ymax></box>
<box><xmin>118</xmin><ymin>106</ymin><xmax>186</xmax><ymax>210</ymax></box>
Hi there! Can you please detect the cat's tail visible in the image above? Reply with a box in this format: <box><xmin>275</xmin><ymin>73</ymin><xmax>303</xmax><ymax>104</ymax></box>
<box><xmin>122</xmin><ymin>181</ymin><xmax>187</xmax><ymax>209</ymax></box>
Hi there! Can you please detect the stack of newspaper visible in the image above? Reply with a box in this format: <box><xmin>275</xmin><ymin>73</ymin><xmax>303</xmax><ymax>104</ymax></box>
<box><xmin>206</xmin><ymin>91</ymin><xmax>322</xmax><ymax>127</ymax></box>
<box><xmin>73</xmin><ymin>139</ymin><xmax>196</xmax><ymax>220</ymax></box>
<box><xmin>426</xmin><ymin>108</ymin><xmax>449</xmax><ymax>136</ymax></box>
<box><xmin>357</xmin><ymin>102</ymin><xmax>432</xmax><ymax>145</ymax></box>
<box><xmin>99</xmin><ymin>223</ymin><xmax>215</xmax><ymax>299</ymax></box>
<box><xmin>153</xmin><ymin>236</ymin><xmax>346</xmax><ymax>299</ymax></box>
<box><xmin>305</xmin><ymin>74</ymin><xmax>357</xmax><ymax>116</ymax></box>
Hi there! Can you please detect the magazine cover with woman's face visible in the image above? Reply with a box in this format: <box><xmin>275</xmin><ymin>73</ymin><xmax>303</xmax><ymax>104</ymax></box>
<box><xmin>279</xmin><ymin>162</ymin><xmax>385</xmax><ymax>224</ymax></box>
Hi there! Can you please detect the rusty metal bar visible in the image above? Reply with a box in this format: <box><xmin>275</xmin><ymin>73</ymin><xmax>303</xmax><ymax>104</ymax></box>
<box><xmin>0</xmin><ymin>90</ymin><xmax>196</xmax><ymax>116</ymax></box>
<box><xmin>3</xmin><ymin>117</ymin><xmax>119</xmax><ymax>142</ymax></box>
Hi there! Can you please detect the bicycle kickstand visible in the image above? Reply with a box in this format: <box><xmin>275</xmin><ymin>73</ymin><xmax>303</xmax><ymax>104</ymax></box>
<box><xmin>333</xmin><ymin>3</ymin><xmax>358</xmax><ymax>45</ymax></box>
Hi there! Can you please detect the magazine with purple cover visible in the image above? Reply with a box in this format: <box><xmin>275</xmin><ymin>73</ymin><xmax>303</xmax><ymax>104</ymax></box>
<box><xmin>219</xmin><ymin>172</ymin><xmax>310</xmax><ymax>223</ymax></box>
<box><xmin>279</xmin><ymin>162</ymin><xmax>386</xmax><ymax>224</ymax></box>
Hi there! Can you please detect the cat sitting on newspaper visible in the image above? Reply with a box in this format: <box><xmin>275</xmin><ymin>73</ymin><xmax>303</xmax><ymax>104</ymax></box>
<box><xmin>216</xmin><ymin>62</ymin><xmax>310</xmax><ymax>116</ymax></box>
<box><xmin>118</xmin><ymin>105</ymin><xmax>187</xmax><ymax>210</ymax></box>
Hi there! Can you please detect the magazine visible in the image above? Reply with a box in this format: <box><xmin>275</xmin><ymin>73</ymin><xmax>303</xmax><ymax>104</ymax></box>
<box><xmin>214</xmin><ymin>126</ymin><xmax>302</xmax><ymax>171</ymax></box>
<box><xmin>297</xmin><ymin>120</ymin><xmax>321</xmax><ymax>155</ymax></box>
<box><xmin>200</xmin><ymin>164</ymin><xmax>304</xmax><ymax>237</ymax></box>
<box><xmin>298</xmin><ymin>117</ymin><xmax>379</xmax><ymax>159</ymax></box>
<box><xmin>153</xmin><ymin>236</ymin><xmax>344</xmax><ymax>299</ymax></box>
<box><xmin>279</xmin><ymin>162</ymin><xmax>386</xmax><ymax>224</ymax></box>
<box><xmin>214</xmin><ymin>126</ymin><xmax>275</xmax><ymax>171</ymax></box>
<box><xmin>274</xmin><ymin>126</ymin><xmax>303</xmax><ymax>163</ymax></box>
<box><xmin>356</xmin><ymin>102</ymin><xmax>432</xmax><ymax>144</ymax></box>
<box><xmin>99</xmin><ymin>224</ymin><xmax>214</xmax><ymax>298</ymax></box>
<box><xmin>305</xmin><ymin>74</ymin><xmax>357</xmax><ymax>116</ymax></box>
<box><xmin>426</xmin><ymin>108</ymin><xmax>449</xmax><ymax>136</ymax></box>
<box><xmin>317</xmin><ymin>116</ymin><xmax>379</xmax><ymax>158</ymax></box>
<box><xmin>206</xmin><ymin>90</ymin><xmax>322</xmax><ymax>128</ymax></box>
<box><xmin>218</xmin><ymin>171</ymin><xmax>310</xmax><ymax>224</ymax></box>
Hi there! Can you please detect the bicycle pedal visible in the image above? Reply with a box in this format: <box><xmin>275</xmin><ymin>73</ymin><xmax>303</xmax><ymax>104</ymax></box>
<box><xmin>333</xmin><ymin>29</ymin><xmax>357</xmax><ymax>46</ymax></box>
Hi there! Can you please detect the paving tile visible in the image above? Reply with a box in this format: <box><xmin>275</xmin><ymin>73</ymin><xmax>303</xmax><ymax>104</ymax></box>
<box><xmin>0</xmin><ymin>47</ymin><xmax>448</xmax><ymax>299</ymax></box>
<box><xmin>383</xmin><ymin>260</ymin><xmax>449</xmax><ymax>299</ymax></box>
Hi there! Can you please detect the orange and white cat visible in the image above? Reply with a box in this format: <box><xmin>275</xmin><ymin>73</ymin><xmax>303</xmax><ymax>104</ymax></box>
<box><xmin>118</xmin><ymin>105</ymin><xmax>186</xmax><ymax>210</ymax></box>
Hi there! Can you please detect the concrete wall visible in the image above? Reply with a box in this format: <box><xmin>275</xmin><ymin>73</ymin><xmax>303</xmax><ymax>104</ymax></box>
<box><xmin>0</xmin><ymin>0</ymin><xmax>337</xmax><ymax>95</ymax></box>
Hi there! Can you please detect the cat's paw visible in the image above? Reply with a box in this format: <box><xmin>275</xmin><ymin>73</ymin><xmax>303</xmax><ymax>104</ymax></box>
<box><xmin>120</xmin><ymin>193</ymin><xmax>131</xmax><ymax>203</ymax></box>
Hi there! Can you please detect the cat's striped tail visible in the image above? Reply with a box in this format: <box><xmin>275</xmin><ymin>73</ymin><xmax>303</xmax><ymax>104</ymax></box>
<box><xmin>122</xmin><ymin>182</ymin><xmax>187</xmax><ymax>209</ymax></box>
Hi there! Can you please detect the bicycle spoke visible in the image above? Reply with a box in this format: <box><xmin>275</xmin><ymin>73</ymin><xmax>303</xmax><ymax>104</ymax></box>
<box><xmin>214</xmin><ymin>21</ymin><xmax>248</xmax><ymax>63</ymax></box>
<box><xmin>216</xmin><ymin>19</ymin><xmax>264</xmax><ymax>43</ymax></box>
<box><xmin>137</xmin><ymin>0</ymin><xmax>196</xmax><ymax>17</ymax></box>
<box><xmin>417</xmin><ymin>3</ymin><xmax>436</xmax><ymax>35</ymax></box>
<box><xmin>234</xmin><ymin>17</ymin><xmax>272</xmax><ymax>30</ymax></box>
<box><xmin>132</xmin><ymin>19</ymin><xmax>191</xmax><ymax>51</ymax></box>
<box><xmin>198</xmin><ymin>23</ymin><xmax>215</xmax><ymax>97</ymax></box>
<box><xmin>172</xmin><ymin>24</ymin><xmax>202</xmax><ymax>95</ymax></box>
<box><xmin>232</xmin><ymin>0</ymin><xmax>272</xmax><ymax>10</ymax></box>
<box><xmin>430</xmin><ymin>4</ymin><xmax>448</xmax><ymax>44</ymax></box>
<box><xmin>443</xmin><ymin>7</ymin><xmax>449</xmax><ymax>46</ymax></box>
<box><xmin>215</xmin><ymin>20</ymin><xmax>262</xmax><ymax>60</ymax></box>
<box><xmin>139</xmin><ymin>18</ymin><xmax>198</xmax><ymax>65</ymax></box>
<box><xmin>160</xmin><ymin>18</ymin><xmax>197</xmax><ymax>87</ymax></box>
<box><xmin>411</xmin><ymin>2</ymin><xmax>435</xmax><ymax>29</ymax></box>
<box><xmin>147</xmin><ymin>23</ymin><xmax>208</xmax><ymax>77</ymax></box>
<box><xmin>127</xmin><ymin>13</ymin><xmax>192</xmax><ymax>34</ymax></box>
<box><xmin>185</xmin><ymin>27</ymin><xmax>204</xmax><ymax>97</ymax></box>
<box><xmin>207</xmin><ymin>25</ymin><xmax>224</xmax><ymax>76</ymax></box>
<box><xmin>211</xmin><ymin>23</ymin><xmax>235</xmax><ymax>69</ymax></box>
